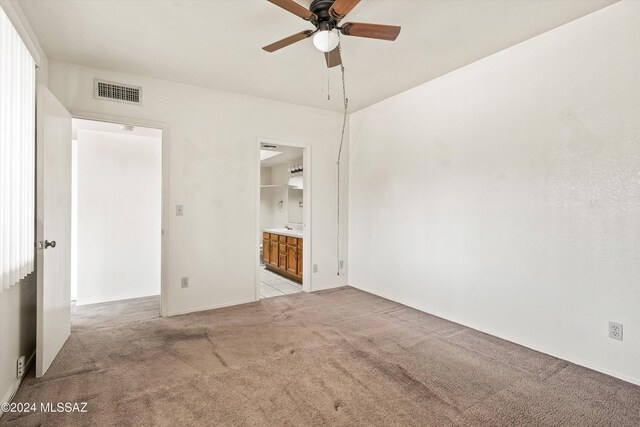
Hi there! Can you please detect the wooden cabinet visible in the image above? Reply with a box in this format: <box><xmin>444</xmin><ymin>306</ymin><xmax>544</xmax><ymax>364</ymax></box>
<box><xmin>268</xmin><ymin>234</ymin><xmax>278</xmax><ymax>268</ymax></box>
<box><xmin>278</xmin><ymin>243</ymin><xmax>287</xmax><ymax>270</ymax></box>
<box><xmin>287</xmin><ymin>244</ymin><xmax>298</xmax><ymax>276</ymax></box>
<box><xmin>263</xmin><ymin>231</ymin><xmax>303</xmax><ymax>283</ymax></box>
<box><xmin>297</xmin><ymin>238</ymin><xmax>302</xmax><ymax>275</ymax></box>
<box><xmin>262</xmin><ymin>233</ymin><xmax>269</xmax><ymax>265</ymax></box>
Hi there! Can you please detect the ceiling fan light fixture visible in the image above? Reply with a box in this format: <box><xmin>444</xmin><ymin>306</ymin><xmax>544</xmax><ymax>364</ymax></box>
<box><xmin>312</xmin><ymin>29</ymin><xmax>339</xmax><ymax>53</ymax></box>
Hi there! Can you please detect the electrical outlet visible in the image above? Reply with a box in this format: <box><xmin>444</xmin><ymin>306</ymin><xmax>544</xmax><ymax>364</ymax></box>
<box><xmin>339</xmin><ymin>260</ymin><xmax>344</xmax><ymax>269</ymax></box>
<box><xmin>609</xmin><ymin>321</ymin><xmax>623</xmax><ymax>341</ymax></box>
<box><xmin>176</xmin><ymin>205</ymin><xmax>184</xmax><ymax>216</ymax></box>
<box><xmin>17</xmin><ymin>356</ymin><xmax>25</xmax><ymax>378</ymax></box>
<box><xmin>181</xmin><ymin>277</ymin><xmax>189</xmax><ymax>288</ymax></box>
<box><xmin>313</xmin><ymin>264</ymin><xmax>318</xmax><ymax>273</ymax></box>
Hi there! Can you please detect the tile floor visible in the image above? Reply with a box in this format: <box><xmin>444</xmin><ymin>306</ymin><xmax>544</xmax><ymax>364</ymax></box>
<box><xmin>260</xmin><ymin>265</ymin><xmax>302</xmax><ymax>298</ymax></box>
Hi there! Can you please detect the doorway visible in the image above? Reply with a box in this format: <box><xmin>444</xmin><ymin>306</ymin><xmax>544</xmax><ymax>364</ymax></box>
<box><xmin>257</xmin><ymin>139</ymin><xmax>311</xmax><ymax>299</ymax></box>
<box><xmin>71</xmin><ymin>118</ymin><xmax>162</xmax><ymax>308</ymax></box>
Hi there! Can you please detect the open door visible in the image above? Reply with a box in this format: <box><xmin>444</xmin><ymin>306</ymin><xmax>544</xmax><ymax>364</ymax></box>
<box><xmin>36</xmin><ymin>84</ymin><xmax>72</xmax><ymax>377</ymax></box>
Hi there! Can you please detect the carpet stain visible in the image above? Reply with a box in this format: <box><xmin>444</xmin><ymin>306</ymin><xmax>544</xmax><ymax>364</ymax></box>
<box><xmin>211</xmin><ymin>351</ymin><xmax>228</xmax><ymax>368</ymax></box>
<box><xmin>158</xmin><ymin>328</ymin><xmax>209</xmax><ymax>342</ymax></box>
<box><xmin>203</xmin><ymin>334</ymin><xmax>229</xmax><ymax>368</ymax></box>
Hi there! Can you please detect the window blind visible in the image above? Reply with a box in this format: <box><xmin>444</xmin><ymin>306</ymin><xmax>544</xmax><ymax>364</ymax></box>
<box><xmin>0</xmin><ymin>7</ymin><xmax>36</xmax><ymax>293</ymax></box>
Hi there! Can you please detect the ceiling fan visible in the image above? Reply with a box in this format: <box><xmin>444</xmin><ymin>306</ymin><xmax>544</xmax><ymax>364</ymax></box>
<box><xmin>262</xmin><ymin>0</ymin><xmax>401</xmax><ymax>68</ymax></box>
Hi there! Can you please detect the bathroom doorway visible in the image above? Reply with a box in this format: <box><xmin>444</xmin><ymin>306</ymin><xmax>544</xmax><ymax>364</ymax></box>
<box><xmin>256</xmin><ymin>139</ymin><xmax>311</xmax><ymax>299</ymax></box>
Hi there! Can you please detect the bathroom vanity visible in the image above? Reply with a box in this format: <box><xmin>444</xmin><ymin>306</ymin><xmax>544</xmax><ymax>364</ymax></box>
<box><xmin>263</xmin><ymin>229</ymin><xmax>303</xmax><ymax>283</ymax></box>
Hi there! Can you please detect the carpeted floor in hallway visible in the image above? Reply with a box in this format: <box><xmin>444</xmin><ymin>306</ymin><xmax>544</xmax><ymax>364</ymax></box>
<box><xmin>2</xmin><ymin>287</ymin><xmax>639</xmax><ymax>426</ymax></box>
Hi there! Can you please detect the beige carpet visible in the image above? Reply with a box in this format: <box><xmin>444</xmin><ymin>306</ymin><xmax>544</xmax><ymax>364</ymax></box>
<box><xmin>2</xmin><ymin>287</ymin><xmax>639</xmax><ymax>426</ymax></box>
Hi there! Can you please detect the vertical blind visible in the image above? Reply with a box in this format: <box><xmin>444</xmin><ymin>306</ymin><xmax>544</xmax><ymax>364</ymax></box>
<box><xmin>0</xmin><ymin>7</ymin><xmax>36</xmax><ymax>293</ymax></box>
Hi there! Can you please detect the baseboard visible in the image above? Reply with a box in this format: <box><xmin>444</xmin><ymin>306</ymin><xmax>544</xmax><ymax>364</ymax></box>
<box><xmin>0</xmin><ymin>350</ymin><xmax>36</xmax><ymax>417</ymax></box>
<box><xmin>545</xmin><ymin>355</ymin><xmax>640</xmax><ymax>387</ymax></box>
<box><xmin>350</xmin><ymin>284</ymin><xmax>640</xmax><ymax>387</ymax></box>
<box><xmin>166</xmin><ymin>298</ymin><xmax>257</xmax><ymax>317</ymax></box>
<box><xmin>311</xmin><ymin>282</ymin><xmax>348</xmax><ymax>292</ymax></box>
<box><xmin>76</xmin><ymin>293</ymin><xmax>161</xmax><ymax>306</ymax></box>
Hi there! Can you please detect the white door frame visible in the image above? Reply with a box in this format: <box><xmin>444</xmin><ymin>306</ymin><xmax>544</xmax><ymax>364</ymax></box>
<box><xmin>256</xmin><ymin>137</ymin><xmax>312</xmax><ymax>298</ymax></box>
<box><xmin>70</xmin><ymin>110</ymin><xmax>170</xmax><ymax>316</ymax></box>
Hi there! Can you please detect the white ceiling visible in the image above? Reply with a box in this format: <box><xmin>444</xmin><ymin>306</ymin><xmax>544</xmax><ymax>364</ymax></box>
<box><xmin>20</xmin><ymin>0</ymin><xmax>616</xmax><ymax>112</ymax></box>
<box><xmin>261</xmin><ymin>144</ymin><xmax>303</xmax><ymax>167</ymax></box>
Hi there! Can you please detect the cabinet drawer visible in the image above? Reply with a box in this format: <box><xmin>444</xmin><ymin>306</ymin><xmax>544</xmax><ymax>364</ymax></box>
<box><xmin>279</xmin><ymin>235</ymin><xmax>287</xmax><ymax>243</ymax></box>
<box><xmin>270</xmin><ymin>233</ymin><xmax>278</xmax><ymax>241</ymax></box>
<box><xmin>263</xmin><ymin>232</ymin><xmax>270</xmax><ymax>240</ymax></box>
<box><xmin>287</xmin><ymin>237</ymin><xmax>297</xmax><ymax>245</ymax></box>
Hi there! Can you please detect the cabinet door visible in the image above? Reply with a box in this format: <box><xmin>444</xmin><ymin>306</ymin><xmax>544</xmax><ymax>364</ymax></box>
<box><xmin>296</xmin><ymin>246</ymin><xmax>303</xmax><ymax>277</ymax></box>
<box><xmin>262</xmin><ymin>238</ymin><xmax>270</xmax><ymax>264</ymax></box>
<box><xmin>269</xmin><ymin>239</ymin><xmax>279</xmax><ymax>267</ymax></box>
<box><xmin>287</xmin><ymin>245</ymin><xmax>298</xmax><ymax>276</ymax></box>
<box><xmin>278</xmin><ymin>243</ymin><xmax>287</xmax><ymax>270</ymax></box>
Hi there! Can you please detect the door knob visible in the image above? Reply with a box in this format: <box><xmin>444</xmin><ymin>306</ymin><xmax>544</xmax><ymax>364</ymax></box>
<box><xmin>44</xmin><ymin>240</ymin><xmax>56</xmax><ymax>249</ymax></box>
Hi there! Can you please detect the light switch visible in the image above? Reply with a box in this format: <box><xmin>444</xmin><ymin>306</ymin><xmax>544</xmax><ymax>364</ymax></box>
<box><xmin>176</xmin><ymin>205</ymin><xmax>184</xmax><ymax>216</ymax></box>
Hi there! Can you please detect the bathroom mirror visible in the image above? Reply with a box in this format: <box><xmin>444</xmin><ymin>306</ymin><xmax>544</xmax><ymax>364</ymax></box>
<box><xmin>287</xmin><ymin>173</ymin><xmax>303</xmax><ymax>224</ymax></box>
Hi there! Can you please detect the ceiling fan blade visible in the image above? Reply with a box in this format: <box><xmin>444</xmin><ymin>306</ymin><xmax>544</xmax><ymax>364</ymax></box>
<box><xmin>262</xmin><ymin>30</ymin><xmax>314</xmax><ymax>53</ymax></box>
<box><xmin>267</xmin><ymin>0</ymin><xmax>317</xmax><ymax>21</ymax></box>
<box><xmin>340</xmin><ymin>22</ymin><xmax>401</xmax><ymax>41</ymax></box>
<box><xmin>324</xmin><ymin>47</ymin><xmax>342</xmax><ymax>68</ymax></box>
<box><xmin>329</xmin><ymin>0</ymin><xmax>361</xmax><ymax>20</ymax></box>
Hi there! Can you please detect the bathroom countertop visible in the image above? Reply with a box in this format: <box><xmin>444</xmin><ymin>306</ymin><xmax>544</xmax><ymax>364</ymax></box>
<box><xmin>264</xmin><ymin>228</ymin><xmax>303</xmax><ymax>238</ymax></box>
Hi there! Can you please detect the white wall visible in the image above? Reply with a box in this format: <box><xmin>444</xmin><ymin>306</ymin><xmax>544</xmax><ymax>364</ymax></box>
<box><xmin>260</xmin><ymin>166</ymin><xmax>287</xmax><ymax>231</ymax></box>
<box><xmin>260</xmin><ymin>186</ymin><xmax>287</xmax><ymax>230</ymax></box>
<box><xmin>48</xmin><ymin>61</ymin><xmax>349</xmax><ymax>315</ymax></box>
<box><xmin>75</xmin><ymin>129</ymin><xmax>162</xmax><ymax>305</ymax></box>
<box><xmin>349</xmin><ymin>1</ymin><xmax>640</xmax><ymax>385</ymax></box>
<box><xmin>260</xmin><ymin>167</ymin><xmax>276</xmax><ymax>231</ymax></box>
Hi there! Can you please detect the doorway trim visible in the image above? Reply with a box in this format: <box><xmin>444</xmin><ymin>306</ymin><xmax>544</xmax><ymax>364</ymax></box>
<box><xmin>256</xmin><ymin>137</ymin><xmax>312</xmax><ymax>299</ymax></box>
<box><xmin>70</xmin><ymin>110</ymin><xmax>170</xmax><ymax>316</ymax></box>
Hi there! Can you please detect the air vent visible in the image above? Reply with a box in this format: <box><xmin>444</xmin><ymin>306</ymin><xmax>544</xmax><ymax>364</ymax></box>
<box><xmin>94</xmin><ymin>79</ymin><xmax>142</xmax><ymax>105</ymax></box>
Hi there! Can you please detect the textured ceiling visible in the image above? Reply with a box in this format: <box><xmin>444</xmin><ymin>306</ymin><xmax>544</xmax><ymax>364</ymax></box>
<box><xmin>20</xmin><ymin>0</ymin><xmax>617</xmax><ymax>112</ymax></box>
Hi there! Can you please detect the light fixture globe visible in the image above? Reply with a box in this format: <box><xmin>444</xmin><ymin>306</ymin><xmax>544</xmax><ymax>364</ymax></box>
<box><xmin>313</xmin><ymin>29</ymin><xmax>339</xmax><ymax>53</ymax></box>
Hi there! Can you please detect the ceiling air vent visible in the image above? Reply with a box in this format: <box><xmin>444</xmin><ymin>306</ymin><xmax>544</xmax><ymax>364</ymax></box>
<box><xmin>94</xmin><ymin>79</ymin><xmax>142</xmax><ymax>105</ymax></box>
